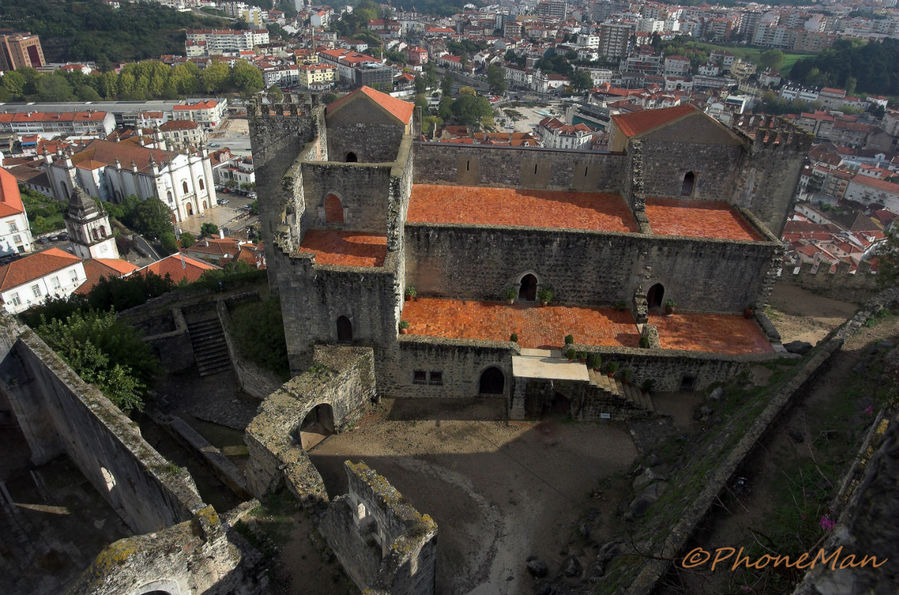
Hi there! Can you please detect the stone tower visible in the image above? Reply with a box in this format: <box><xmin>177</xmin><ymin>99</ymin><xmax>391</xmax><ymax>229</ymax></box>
<box><xmin>65</xmin><ymin>186</ymin><xmax>119</xmax><ymax>260</ymax></box>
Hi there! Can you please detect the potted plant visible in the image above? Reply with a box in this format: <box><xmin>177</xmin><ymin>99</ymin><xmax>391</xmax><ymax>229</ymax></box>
<box><xmin>586</xmin><ymin>353</ymin><xmax>601</xmax><ymax>371</ymax></box>
<box><xmin>404</xmin><ymin>285</ymin><xmax>417</xmax><ymax>301</ymax></box>
<box><xmin>398</xmin><ymin>320</ymin><xmax>410</xmax><ymax>334</ymax></box>
<box><xmin>603</xmin><ymin>361</ymin><xmax>619</xmax><ymax>377</ymax></box>
<box><xmin>577</xmin><ymin>351</ymin><xmax>587</xmax><ymax>363</ymax></box>
<box><xmin>537</xmin><ymin>286</ymin><xmax>553</xmax><ymax>306</ymax></box>
<box><xmin>619</xmin><ymin>368</ymin><xmax>634</xmax><ymax>385</ymax></box>
<box><xmin>564</xmin><ymin>334</ymin><xmax>574</xmax><ymax>345</ymax></box>
<box><xmin>639</xmin><ymin>336</ymin><xmax>650</xmax><ymax>348</ymax></box>
<box><xmin>510</xmin><ymin>332</ymin><xmax>518</xmax><ymax>343</ymax></box>
<box><xmin>664</xmin><ymin>299</ymin><xmax>676</xmax><ymax>316</ymax></box>
<box><xmin>743</xmin><ymin>303</ymin><xmax>756</xmax><ymax>319</ymax></box>
<box><xmin>504</xmin><ymin>286</ymin><xmax>517</xmax><ymax>305</ymax></box>
<box><xmin>566</xmin><ymin>347</ymin><xmax>576</xmax><ymax>360</ymax></box>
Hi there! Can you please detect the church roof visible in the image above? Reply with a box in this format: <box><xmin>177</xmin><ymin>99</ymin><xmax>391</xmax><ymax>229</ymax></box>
<box><xmin>72</xmin><ymin>139</ymin><xmax>177</xmax><ymax>174</ymax></box>
<box><xmin>611</xmin><ymin>104</ymin><xmax>699</xmax><ymax>138</ymax></box>
<box><xmin>326</xmin><ymin>86</ymin><xmax>414</xmax><ymax>124</ymax></box>
<box><xmin>0</xmin><ymin>168</ymin><xmax>26</xmax><ymax>218</ymax></box>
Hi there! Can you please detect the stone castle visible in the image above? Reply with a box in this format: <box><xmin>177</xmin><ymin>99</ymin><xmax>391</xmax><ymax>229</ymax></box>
<box><xmin>248</xmin><ymin>87</ymin><xmax>811</xmax><ymax>419</ymax></box>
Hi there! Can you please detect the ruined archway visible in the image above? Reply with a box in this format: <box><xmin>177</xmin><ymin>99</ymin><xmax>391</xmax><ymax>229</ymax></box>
<box><xmin>518</xmin><ymin>274</ymin><xmax>537</xmax><ymax>301</ymax></box>
<box><xmin>681</xmin><ymin>171</ymin><xmax>695</xmax><ymax>196</ymax></box>
<box><xmin>324</xmin><ymin>193</ymin><xmax>344</xmax><ymax>223</ymax></box>
<box><xmin>647</xmin><ymin>283</ymin><xmax>664</xmax><ymax>310</ymax></box>
<box><xmin>479</xmin><ymin>367</ymin><xmax>505</xmax><ymax>395</ymax></box>
<box><xmin>345</xmin><ymin>151</ymin><xmax>358</xmax><ymax>163</ymax></box>
<box><xmin>300</xmin><ymin>403</ymin><xmax>335</xmax><ymax>450</ymax></box>
<box><xmin>336</xmin><ymin>316</ymin><xmax>352</xmax><ymax>342</ymax></box>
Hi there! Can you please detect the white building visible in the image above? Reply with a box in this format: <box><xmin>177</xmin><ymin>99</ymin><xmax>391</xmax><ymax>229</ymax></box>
<box><xmin>171</xmin><ymin>100</ymin><xmax>227</xmax><ymax>130</ymax></box>
<box><xmin>185</xmin><ymin>29</ymin><xmax>269</xmax><ymax>55</ymax></box>
<box><xmin>0</xmin><ymin>110</ymin><xmax>116</xmax><ymax>137</ymax></box>
<box><xmin>536</xmin><ymin>116</ymin><xmax>593</xmax><ymax>150</ymax></box>
<box><xmin>44</xmin><ymin>139</ymin><xmax>217</xmax><ymax>224</ymax></box>
<box><xmin>0</xmin><ymin>168</ymin><xmax>34</xmax><ymax>256</ymax></box>
<box><xmin>0</xmin><ymin>248</ymin><xmax>85</xmax><ymax>314</ymax></box>
<box><xmin>64</xmin><ymin>186</ymin><xmax>119</xmax><ymax>260</ymax></box>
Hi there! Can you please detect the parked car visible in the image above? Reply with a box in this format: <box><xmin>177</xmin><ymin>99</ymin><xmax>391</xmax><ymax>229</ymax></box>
<box><xmin>217</xmin><ymin>199</ymin><xmax>229</xmax><ymax>205</ymax></box>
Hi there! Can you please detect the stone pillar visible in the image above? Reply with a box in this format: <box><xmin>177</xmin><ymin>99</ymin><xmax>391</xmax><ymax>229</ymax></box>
<box><xmin>509</xmin><ymin>377</ymin><xmax>526</xmax><ymax>420</ymax></box>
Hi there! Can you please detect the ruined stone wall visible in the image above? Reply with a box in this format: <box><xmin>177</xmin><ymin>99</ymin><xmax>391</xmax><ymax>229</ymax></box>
<box><xmin>413</xmin><ymin>142</ymin><xmax>625</xmax><ymax>192</ymax></box>
<box><xmin>319</xmin><ymin>461</ymin><xmax>438</xmax><ymax>595</ymax></box>
<box><xmin>403</xmin><ymin>223</ymin><xmax>780</xmax><ymax>313</ymax></box>
<box><xmin>777</xmin><ymin>260</ymin><xmax>878</xmax><ymax>303</ymax></box>
<box><xmin>135</xmin><ymin>307</ymin><xmax>195</xmax><ymax>374</ymax></box>
<box><xmin>378</xmin><ymin>336</ymin><xmax>516</xmax><ymax>400</ymax></box>
<box><xmin>0</xmin><ymin>316</ymin><xmax>204</xmax><ymax>534</ymax></box>
<box><xmin>71</xmin><ymin>506</ymin><xmax>265</xmax><ymax>595</ymax></box>
<box><xmin>326</xmin><ymin>100</ymin><xmax>408</xmax><ymax>164</ymax></box>
<box><xmin>244</xmin><ymin>346</ymin><xmax>376</xmax><ymax>501</ymax></box>
<box><xmin>300</xmin><ymin>162</ymin><xmax>394</xmax><ymax>234</ymax></box>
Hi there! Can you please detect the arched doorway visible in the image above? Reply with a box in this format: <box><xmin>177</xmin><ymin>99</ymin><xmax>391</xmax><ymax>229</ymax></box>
<box><xmin>518</xmin><ymin>274</ymin><xmax>537</xmax><ymax>301</ymax></box>
<box><xmin>647</xmin><ymin>283</ymin><xmax>664</xmax><ymax>310</ymax></box>
<box><xmin>202</xmin><ymin>201</ymin><xmax>207</xmax><ymax>209</ymax></box>
<box><xmin>479</xmin><ymin>367</ymin><xmax>505</xmax><ymax>395</ymax></box>
<box><xmin>336</xmin><ymin>316</ymin><xmax>352</xmax><ymax>342</ymax></box>
<box><xmin>186</xmin><ymin>203</ymin><xmax>193</xmax><ymax>216</ymax></box>
<box><xmin>681</xmin><ymin>172</ymin><xmax>695</xmax><ymax>196</ymax></box>
<box><xmin>299</xmin><ymin>404</ymin><xmax>335</xmax><ymax>450</ymax></box>
<box><xmin>345</xmin><ymin>152</ymin><xmax>358</xmax><ymax>162</ymax></box>
<box><xmin>549</xmin><ymin>392</ymin><xmax>571</xmax><ymax>417</ymax></box>
<box><xmin>324</xmin><ymin>194</ymin><xmax>344</xmax><ymax>223</ymax></box>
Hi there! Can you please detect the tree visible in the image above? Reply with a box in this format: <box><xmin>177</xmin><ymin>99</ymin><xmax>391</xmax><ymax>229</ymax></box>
<box><xmin>1</xmin><ymin>70</ymin><xmax>26</xmax><ymax>98</ymax></box>
<box><xmin>36</xmin><ymin>74</ymin><xmax>74</xmax><ymax>101</ymax></box>
<box><xmin>201</xmin><ymin>61</ymin><xmax>230</xmax><ymax>94</ymax></box>
<box><xmin>875</xmin><ymin>229</ymin><xmax>898</xmax><ymax>290</ymax></box>
<box><xmin>180</xmin><ymin>231</ymin><xmax>196</xmax><ymax>248</ymax></box>
<box><xmin>450</xmin><ymin>94</ymin><xmax>493</xmax><ymax>127</ymax></box>
<box><xmin>571</xmin><ymin>70</ymin><xmax>593</xmax><ymax>92</ymax></box>
<box><xmin>267</xmin><ymin>85</ymin><xmax>283</xmax><ymax>103</ymax></box>
<box><xmin>231</xmin><ymin>60</ymin><xmax>264</xmax><ymax>96</ymax></box>
<box><xmin>414</xmin><ymin>75</ymin><xmax>428</xmax><ymax>94</ymax></box>
<box><xmin>759</xmin><ymin>49</ymin><xmax>784</xmax><ymax>72</ymax></box>
<box><xmin>441</xmin><ymin>72</ymin><xmax>454</xmax><ymax>96</ymax></box>
<box><xmin>133</xmin><ymin>197</ymin><xmax>172</xmax><ymax>239</ymax></box>
<box><xmin>160</xmin><ymin>231</ymin><xmax>178</xmax><ymax>255</ymax></box>
<box><xmin>845</xmin><ymin>76</ymin><xmax>857</xmax><ymax>96</ymax></box>
<box><xmin>422</xmin><ymin>115</ymin><xmax>443</xmax><ymax>138</ymax></box>
<box><xmin>200</xmin><ymin>222</ymin><xmax>219</xmax><ymax>237</ymax></box>
<box><xmin>486</xmin><ymin>63</ymin><xmax>506</xmax><ymax>95</ymax></box>
<box><xmin>36</xmin><ymin>310</ymin><xmax>159</xmax><ymax>414</ymax></box>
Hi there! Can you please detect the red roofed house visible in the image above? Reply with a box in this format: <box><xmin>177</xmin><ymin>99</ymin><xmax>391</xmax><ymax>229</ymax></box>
<box><xmin>0</xmin><ymin>248</ymin><xmax>85</xmax><ymax>314</ymax></box>
<box><xmin>182</xmin><ymin>237</ymin><xmax>266</xmax><ymax>268</ymax></box>
<box><xmin>0</xmin><ymin>110</ymin><xmax>116</xmax><ymax>136</ymax></box>
<box><xmin>171</xmin><ymin>100</ymin><xmax>227</xmax><ymax>130</ymax></box>
<box><xmin>326</xmin><ymin>86</ymin><xmax>413</xmax><ymax>163</ymax></box>
<box><xmin>536</xmin><ymin>117</ymin><xmax>593</xmax><ymax>150</ymax></box>
<box><xmin>159</xmin><ymin>120</ymin><xmax>206</xmax><ymax>150</ymax></box>
<box><xmin>0</xmin><ymin>167</ymin><xmax>34</xmax><ymax>255</ymax></box>
<box><xmin>75</xmin><ymin>258</ymin><xmax>139</xmax><ymax>295</ymax></box>
<box><xmin>845</xmin><ymin>174</ymin><xmax>899</xmax><ymax>214</ymax></box>
<box><xmin>133</xmin><ymin>253</ymin><xmax>218</xmax><ymax>285</ymax></box>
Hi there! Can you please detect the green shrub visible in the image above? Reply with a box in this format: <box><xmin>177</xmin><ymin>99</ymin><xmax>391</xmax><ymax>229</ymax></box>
<box><xmin>509</xmin><ymin>332</ymin><xmax>518</xmax><ymax>343</ymax></box>
<box><xmin>200</xmin><ymin>222</ymin><xmax>220</xmax><ymax>237</ymax></box>
<box><xmin>404</xmin><ymin>285</ymin><xmax>417</xmax><ymax>299</ymax></box>
<box><xmin>180</xmin><ymin>231</ymin><xmax>196</xmax><ymax>248</ymax></box>
<box><xmin>503</xmin><ymin>286</ymin><xmax>517</xmax><ymax>301</ymax></box>
<box><xmin>586</xmin><ymin>353</ymin><xmax>601</xmax><ymax>369</ymax></box>
<box><xmin>614</xmin><ymin>301</ymin><xmax>627</xmax><ymax>311</ymax></box>
<box><xmin>641</xmin><ymin>378</ymin><xmax>656</xmax><ymax>393</ymax></box>
<box><xmin>564</xmin><ymin>334</ymin><xmax>574</xmax><ymax>345</ymax></box>
<box><xmin>603</xmin><ymin>361</ymin><xmax>619</xmax><ymax>375</ymax></box>
<box><xmin>399</xmin><ymin>320</ymin><xmax>410</xmax><ymax>329</ymax></box>
<box><xmin>639</xmin><ymin>336</ymin><xmax>650</xmax><ymax>348</ymax></box>
<box><xmin>576</xmin><ymin>351</ymin><xmax>587</xmax><ymax>361</ymax></box>
<box><xmin>619</xmin><ymin>368</ymin><xmax>634</xmax><ymax>383</ymax></box>
<box><xmin>566</xmin><ymin>347</ymin><xmax>576</xmax><ymax>360</ymax></box>
<box><xmin>229</xmin><ymin>297</ymin><xmax>289</xmax><ymax>379</ymax></box>
<box><xmin>537</xmin><ymin>286</ymin><xmax>554</xmax><ymax>304</ymax></box>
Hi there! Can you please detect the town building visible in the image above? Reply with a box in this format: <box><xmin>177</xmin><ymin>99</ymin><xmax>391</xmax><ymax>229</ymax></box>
<box><xmin>0</xmin><ymin>32</ymin><xmax>45</xmax><ymax>71</ymax></box>
<box><xmin>171</xmin><ymin>100</ymin><xmax>227</xmax><ymax>130</ymax></box>
<box><xmin>0</xmin><ymin>111</ymin><xmax>117</xmax><ymax>138</ymax></box>
<box><xmin>599</xmin><ymin>22</ymin><xmax>634</xmax><ymax>59</ymax></box>
<box><xmin>0</xmin><ymin>168</ymin><xmax>34</xmax><ymax>256</ymax></box>
<box><xmin>0</xmin><ymin>248</ymin><xmax>85</xmax><ymax>314</ymax></box>
<box><xmin>64</xmin><ymin>186</ymin><xmax>119</xmax><ymax>261</ymax></box>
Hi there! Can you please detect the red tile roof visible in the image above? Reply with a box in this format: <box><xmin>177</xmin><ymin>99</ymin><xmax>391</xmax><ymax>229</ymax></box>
<box><xmin>159</xmin><ymin>120</ymin><xmax>199</xmax><ymax>131</ymax></box>
<box><xmin>0</xmin><ymin>168</ymin><xmax>25</xmax><ymax>218</ymax></box>
<box><xmin>851</xmin><ymin>174</ymin><xmax>899</xmax><ymax>194</ymax></box>
<box><xmin>72</xmin><ymin>139</ymin><xmax>176</xmax><ymax>174</ymax></box>
<box><xmin>611</xmin><ymin>103</ymin><xmax>699</xmax><ymax>138</ymax></box>
<box><xmin>299</xmin><ymin>230</ymin><xmax>387</xmax><ymax>267</ymax></box>
<box><xmin>327</xmin><ymin>86</ymin><xmax>414</xmax><ymax>124</ymax></box>
<box><xmin>137</xmin><ymin>254</ymin><xmax>218</xmax><ymax>284</ymax></box>
<box><xmin>75</xmin><ymin>258</ymin><xmax>139</xmax><ymax>294</ymax></box>
<box><xmin>0</xmin><ymin>248</ymin><xmax>81</xmax><ymax>292</ymax></box>
<box><xmin>0</xmin><ymin>111</ymin><xmax>109</xmax><ymax>124</ymax></box>
<box><xmin>173</xmin><ymin>100</ymin><xmax>219</xmax><ymax>111</ymax></box>
<box><xmin>649</xmin><ymin>312</ymin><xmax>774</xmax><ymax>355</ymax></box>
<box><xmin>645</xmin><ymin>198</ymin><xmax>763</xmax><ymax>241</ymax></box>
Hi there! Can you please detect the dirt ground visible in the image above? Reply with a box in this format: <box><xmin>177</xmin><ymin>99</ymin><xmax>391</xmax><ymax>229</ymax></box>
<box><xmin>766</xmin><ymin>283</ymin><xmax>860</xmax><ymax>345</ymax></box>
<box><xmin>305</xmin><ymin>397</ymin><xmax>637</xmax><ymax>595</ymax></box>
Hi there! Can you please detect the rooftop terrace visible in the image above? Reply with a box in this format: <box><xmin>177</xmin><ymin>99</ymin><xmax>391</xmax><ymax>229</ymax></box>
<box><xmin>402</xmin><ymin>298</ymin><xmax>773</xmax><ymax>355</ymax></box>
<box><xmin>299</xmin><ymin>230</ymin><xmax>387</xmax><ymax>267</ymax></box>
<box><xmin>645</xmin><ymin>198</ymin><xmax>763</xmax><ymax>242</ymax></box>
<box><xmin>408</xmin><ymin>185</ymin><xmax>639</xmax><ymax>233</ymax></box>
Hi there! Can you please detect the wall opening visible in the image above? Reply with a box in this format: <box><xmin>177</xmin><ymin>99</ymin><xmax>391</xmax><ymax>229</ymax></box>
<box><xmin>680</xmin><ymin>375</ymin><xmax>697</xmax><ymax>391</ymax></box>
<box><xmin>345</xmin><ymin>152</ymin><xmax>358</xmax><ymax>163</ymax></box>
<box><xmin>60</xmin><ymin>182</ymin><xmax>69</xmax><ymax>201</ymax></box>
<box><xmin>550</xmin><ymin>392</ymin><xmax>571</xmax><ymax>417</ymax></box>
<box><xmin>479</xmin><ymin>367</ymin><xmax>505</xmax><ymax>395</ymax></box>
<box><xmin>647</xmin><ymin>283</ymin><xmax>664</xmax><ymax>310</ymax></box>
<box><xmin>299</xmin><ymin>403</ymin><xmax>336</xmax><ymax>450</ymax></box>
<box><xmin>182</xmin><ymin>180</ymin><xmax>189</xmax><ymax>193</ymax></box>
<box><xmin>336</xmin><ymin>316</ymin><xmax>352</xmax><ymax>342</ymax></box>
<box><xmin>185</xmin><ymin>203</ymin><xmax>193</xmax><ymax>216</ymax></box>
<box><xmin>518</xmin><ymin>274</ymin><xmax>537</xmax><ymax>301</ymax></box>
<box><xmin>324</xmin><ymin>194</ymin><xmax>344</xmax><ymax>223</ymax></box>
<box><xmin>681</xmin><ymin>171</ymin><xmax>695</xmax><ymax>196</ymax></box>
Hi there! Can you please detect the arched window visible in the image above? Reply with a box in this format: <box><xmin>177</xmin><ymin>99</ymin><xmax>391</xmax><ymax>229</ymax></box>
<box><xmin>60</xmin><ymin>182</ymin><xmax>69</xmax><ymax>201</ymax></box>
<box><xmin>99</xmin><ymin>225</ymin><xmax>106</xmax><ymax>238</ymax></box>
<box><xmin>479</xmin><ymin>367</ymin><xmax>505</xmax><ymax>395</ymax></box>
<box><xmin>166</xmin><ymin>190</ymin><xmax>173</xmax><ymax>202</ymax></box>
<box><xmin>345</xmin><ymin>152</ymin><xmax>358</xmax><ymax>163</ymax></box>
<box><xmin>336</xmin><ymin>316</ymin><xmax>352</xmax><ymax>341</ymax></box>
<box><xmin>681</xmin><ymin>172</ymin><xmax>695</xmax><ymax>196</ymax></box>
<box><xmin>199</xmin><ymin>177</ymin><xmax>205</xmax><ymax>190</ymax></box>
<box><xmin>647</xmin><ymin>283</ymin><xmax>664</xmax><ymax>310</ymax></box>
<box><xmin>324</xmin><ymin>194</ymin><xmax>344</xmax><ymax>223</ymax></box>
<box><xmin>182</xmin><ymin>181</ymin><xmax>189</xmax><ymax>194</ymax></box>
<box><xmin>518</xmin><ymin>274</ymin><xmax>537</xmax><ymax>301</ymax></box>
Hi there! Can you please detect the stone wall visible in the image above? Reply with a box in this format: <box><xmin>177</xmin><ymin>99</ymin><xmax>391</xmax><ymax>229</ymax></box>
<box><xmin>300</xmin><ymin>162</ymin><xmax>394</xmax><ymax>234</ymax></box>
<box><xmin>777</xmin><ymin>260</ymin><xmax>878</xmax><ymax>303</ymax></box>
<box><xmin>244</xmin><ymin>346</ymin><xmax>376</xmax><ymax>501</ymax></box>
<box><xmin>138</xmin><ymin>307</ymin><xmax>195</xmax><ymax>374</ymax></box>
<box><xmin>404</xmin><ymin>223</ymin><xmax>780</xmax><ymax>312</ymax></box>
<box><xmin>217</xmin><ymin>300</ymin><xmax>282</xmax><ymax>400</ymax></box>
<box><xmin>379</xmin><ymin>336</ymin><xmax>517</xmax><ymax>400</ymax></box>
<box><xmin>71</xmin><ymin>506</ymin><xmax>266</xmax><ymax>595</ymax></box>
<box><xmin>412</xmin><ymin>142</ymin><xmax>625</xmax><ymax>192</ymax></box>
<box><xmin>319</xmin><ymin>461</ymin><xmax>438</xmax><ymax>595</ymax></box>
<box><xmin>326</xmin><ymin>99</ymin><xmax>408</xmax><ymax>164</ymax></box>
<box><xmin>0</xmin><ymin>314</ymin><xmax>204</xmax><ymax>534</ymax></box>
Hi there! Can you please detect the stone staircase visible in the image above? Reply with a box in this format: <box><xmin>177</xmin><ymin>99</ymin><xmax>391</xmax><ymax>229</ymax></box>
<box><xmin>187</xmin><ymin>316</ymin><xmax>232</xmax><ymax>376</ymax></box>
<box><xmin>585</xmin><ymin>367</ymin><xmax>655</xmax><ymax>416</ymax></box>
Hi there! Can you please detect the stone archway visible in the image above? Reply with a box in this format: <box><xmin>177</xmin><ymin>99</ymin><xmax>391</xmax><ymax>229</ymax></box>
<box><xmin>336</xmin><ymin>316</ymin><xmax>352</xmax><ymax>342</ymax></box>
<box><xmin>681</xmin><ymin>171</ymin><xmax>695</xmax><ymax>196</ymax></box>
<box><xmin>324</xmin><ymin>194</ymin><xmax>344</xmax><ymax>223</ymax></box>
<box><xmin>518</xmin><ymin>274</ymin><xmax>537</xmax><ymax>301</ymax></box>
<box><xmin>300</xmin><ymin>403</ymin><xmax>336</xmax><ymax>450</ymax></box>
<box><xmin>647</xmin><ymin>283</ymin><xmax>664</xmax><ymax>310</ymax></box>
<box><xmin>345</xmin><ymin>151</ymin><xmax>358</xmax><ymax>163</ymax></box>
<box><xmin>479</xmin><ymin>367</ymin><xmax>505</xmax><ymax>395</ymax></box>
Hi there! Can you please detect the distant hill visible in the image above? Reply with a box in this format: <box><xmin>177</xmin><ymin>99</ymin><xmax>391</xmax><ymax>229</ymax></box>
<box><xmin>790</xmin><ymin>38</ymin><xmax>899</xmax><ymax>97</ymax></box>
<box><xmin>0</xmin><ymin>0</ymin><xmax>229</xmax><ymax>66</ymax></box>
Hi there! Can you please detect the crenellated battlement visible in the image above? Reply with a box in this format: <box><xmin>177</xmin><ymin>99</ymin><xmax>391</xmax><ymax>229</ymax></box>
<box><xmin>732</xmin><ymin>114</ymin><xmax>813</xmax><ymax>153</ymax></box>
<box><xmin>247</xmin><ymin>92</ymin><xmax>319</xmax><ymax>119</ymax></box>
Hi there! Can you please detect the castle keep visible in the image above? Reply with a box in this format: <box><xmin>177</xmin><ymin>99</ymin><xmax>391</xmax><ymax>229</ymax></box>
<box><xmin>249</xmin><ymin>88</ymin><xmax>810</xmax><ymax>419</ymax></box>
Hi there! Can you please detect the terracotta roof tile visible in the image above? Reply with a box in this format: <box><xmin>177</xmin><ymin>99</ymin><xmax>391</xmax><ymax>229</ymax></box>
<box><xmin>645</xmin><ymin>198</ymin><xmax>763</xmax><ymax>241</ymax></box>
<box><xmin>136</xmin><ymin>254</ymin><xmax>218</xmax><ymax>284</ymax></box>
<box><xmin>0</xmin><ymin>168</ymin><xmax>25</xmax><ymax>218</ymax></box>
<box><xmin>75</xmin><ymin>258</ymin><xmax>139</xmax><ymax>294</ymax></box>
<box><xmin>327</xmin><ymin>86</ymin><xmax>414</xmax><ymax>124</ymax></box>
<box><xmin>611</xmin><ymin>103</ymin><xmax>698</xmax><ymax>138</ymax></box>
<box><xmin>299</xmin><ymin>230</ymin><xmax>387</xmax><ymax>267</ymax></box>
<box><xmin>0</xmin><ymin>248</ymin><xmax>81</xmax><ymax>292</ymax></box>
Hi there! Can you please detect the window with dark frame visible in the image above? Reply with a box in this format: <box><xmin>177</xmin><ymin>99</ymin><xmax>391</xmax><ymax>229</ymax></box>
<box><xmin>413</xmin><ymin>370</ymin><xmax>427</xmax><ymax>384</ymax></box>
<box><xmin>429</xmin><ymin>371</ymin><xmax>443</xmax><ymax>385</ymax></box>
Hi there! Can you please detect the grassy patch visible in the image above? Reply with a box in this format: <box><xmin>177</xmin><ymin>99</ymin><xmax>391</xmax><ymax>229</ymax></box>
<box><xmin>20</xmin><ymin>185</ymin><xmax>66</xmax><ymax>235</ymax></box>
<box><xmin>229</xmin><ymin>297</ymin><xmax>290</xmax><ymax>380</ymax></box>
